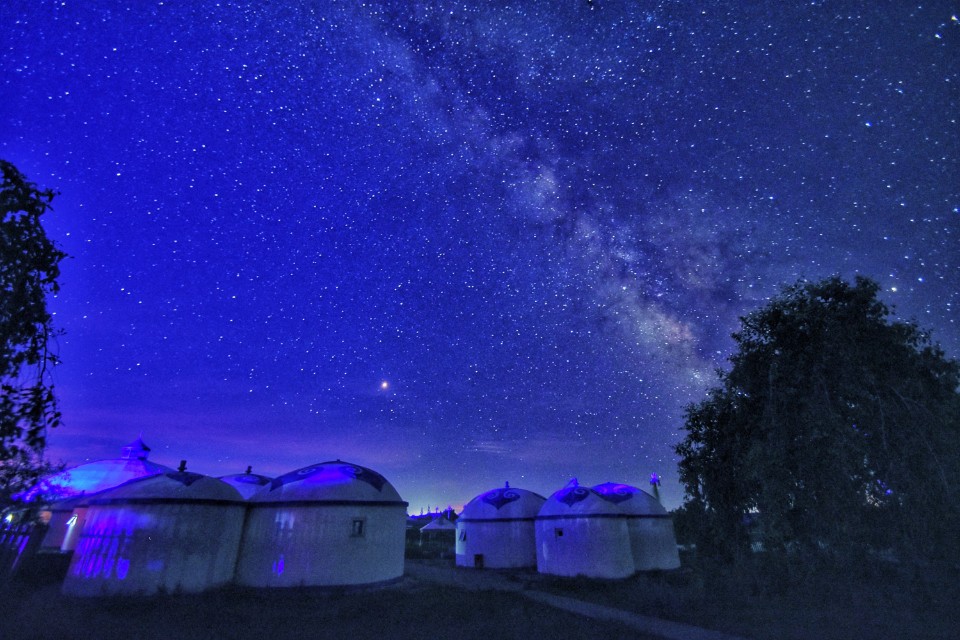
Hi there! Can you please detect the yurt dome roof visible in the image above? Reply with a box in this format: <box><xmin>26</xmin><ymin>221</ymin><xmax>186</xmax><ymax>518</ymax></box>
<box><xmin>89</xmin><ymin>471</ymin><xmax>244</xmax><ymax>504</ymax></box>
<box><xmin>420</xmin><ymin>516</ymin><xmax>457</xmax><ymax>531</ymax></box>
<box><xmin>218</xmin><ymin>471</ymin><xmax>272</xmax><ymax>486</ymax></box>
<box><xmin>460</xmin><ymin>483</ymin><xmax>546</xmax><ymax>520</ymax></box>
<box><xmin>537</xmin><ymin>480</ymin><xmax>621</xmax><ymax>518</ymax></box>
<box><xmin>250</xmin><ymin>461</ymin><xmax>405</xmax><ymax>505</ymax></box>
<box><xmin>592</xmin><ymin>482</ymin><xmax>667</xmax><ymax>515</ymax></box>
<box><xmin>218</xmin><ymin>469</ymin><xmax>272</xmax><ymax>499</ymax></box>
<box><xmin>24</xmin><ymin>458</ymin><xmax>174</xmax><ymax>502</ymax></box>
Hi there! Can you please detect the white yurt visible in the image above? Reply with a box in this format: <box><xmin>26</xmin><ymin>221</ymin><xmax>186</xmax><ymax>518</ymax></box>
<box><xmin>456</xmin><ymin>483</ymin><xmax>546</xmax><ymax>569</ymax></box>
<box><xmin>218</xmin><ymin>467</ymin><xmax>272</xmax><ymax>499</ymax></box>
<box><xmin>420</xmin><ymin>514</ymin><xmax>457</xmax><ymax>535</ymax></box>
<box><xmin>234</xmin><ymin>460</ymin><xmax>408</xmax><ymax>587</ymax></box>
<box><xmin>34</xmin><ymin>438</ymin><xmax>173</xmax><ymax>553</ymax></box>
<box><xmin>535</xmin><ymin>480</ymin><xmax>634</xmax><ymax>579</ymax></box>
<box><xmin>62</xmin><ymin>469</ymin><xmax>246</xmax><ymax>596</ymax></box>
<box><xmin>593</xmin><ymin>482</ymin><xmax>680</xmax><ymax>571</ymax></box>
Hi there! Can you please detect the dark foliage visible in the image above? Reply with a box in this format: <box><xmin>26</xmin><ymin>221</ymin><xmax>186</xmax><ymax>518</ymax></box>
<box><xmin>0</xmin><ymin>160</ymin><xmax>68</xmax><ymax>507</ymax></box>
<box><xmin>676</xmin><ymin>276</ymin><xmax>960</xmax><ymax>566</ymax></box>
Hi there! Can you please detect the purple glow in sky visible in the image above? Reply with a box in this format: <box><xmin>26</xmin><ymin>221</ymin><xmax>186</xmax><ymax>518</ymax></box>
<box><xmin>2</xmin><ymin>1</ymin><xmax>957</xmax><ymax>512</ymax></box>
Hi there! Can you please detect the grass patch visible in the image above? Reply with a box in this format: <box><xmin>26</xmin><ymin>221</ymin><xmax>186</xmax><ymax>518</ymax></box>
<box><xmin>533</xmin><ymin>556</ymin><xmax>959</xmax><ymax>640</ymax></box>
<box><xmin>1</xmin><ymin>577</ymin><xmax>653</xmax><ymax>640</ymax></box>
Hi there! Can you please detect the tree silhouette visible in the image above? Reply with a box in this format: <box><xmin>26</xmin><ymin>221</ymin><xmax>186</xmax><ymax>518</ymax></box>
<box><xmin>1</xmin><ymin>160</ymin><xmax>68</xmax><ymax>507</ymax></box>
<box><xmin>676</xmin><ymin>276</ymin><xmax>960</xmax><ymax>566</ymax></box>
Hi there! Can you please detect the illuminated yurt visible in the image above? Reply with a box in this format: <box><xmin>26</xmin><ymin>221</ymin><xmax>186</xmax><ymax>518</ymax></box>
<box><xmin>61</xmin><ymin>470</ymin><xmax>245</xmax><ymax>596</ymax></box>
<box><xmin>34</xmin><ymin>438</ymin><xmax>173</xmax><ymax>553</ymax></box>
<box><xmin>456</xmin><ymin>483</ymin><xmax>546</xmax><ymax>569</ymax></box>
<box><xmin>31</xmin><ymin>437</ymin><xmax>172</xmax><ymax>503</ymax></box>
<box><xmin>218</xmin><ymin>467</ymin><xmax>272</xmax><ymax>499</ymax></box>
<box><xmin>535</xmin><ymin>480</ymin><xmax>634</xmax><ymax>579</ymax></box>
<box><xmin>235</xmin><ymin>461</ymin><xmax>408</xmax><ymax>587</ymax></box>
<box><xmin>593</xmin><ymin>482</ymin><xmax>680</xmax><ymax>571</ymax></box>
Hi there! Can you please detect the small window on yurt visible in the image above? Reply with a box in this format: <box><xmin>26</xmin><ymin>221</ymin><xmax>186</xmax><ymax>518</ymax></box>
<box><xmin>555</xmin><ymin>528</ymin><xmax>564</xmax><ymax>538</ymax></box>
<box><xmin>351</xmin><ymin>518</ymin><xmax>366</xmax><ymax>538</ymax></box>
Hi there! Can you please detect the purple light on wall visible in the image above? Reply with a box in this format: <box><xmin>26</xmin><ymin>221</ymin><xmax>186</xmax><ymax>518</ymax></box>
<box><xmin>116</xmin><ymin>558</ymin><xmax>130</xmax><ymax>580</ymax></box>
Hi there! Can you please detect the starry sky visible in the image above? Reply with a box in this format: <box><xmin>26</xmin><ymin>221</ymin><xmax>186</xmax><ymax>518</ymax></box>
<box><xmin>2</xmin><ymin>1</ymin><xmax>957</xmax><ymax>512</ymax></box>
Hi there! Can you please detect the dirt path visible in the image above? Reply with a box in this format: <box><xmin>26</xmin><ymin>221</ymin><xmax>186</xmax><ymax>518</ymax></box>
<box><xmin>404</xmin><ymin>560</ymin><xmax>748</xmax><ymax>640</ymax></box>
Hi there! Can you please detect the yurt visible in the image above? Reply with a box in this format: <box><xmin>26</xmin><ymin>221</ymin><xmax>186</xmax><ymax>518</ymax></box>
<box><xmin>62</xmin><ymin>470</ymin><xmax>246</xmax><ymax>596</ymax></box>
<box><xmin>235</xmin><ymin>460</ymin><xmax>408</xmax><ymax>587</ymax></box>
<box><xmin>535</xmin><ymin>480</ymin><xmax>634</xmax><ymax>579</ymax></box>
<box><xmin>419</xmin><ymin>512</ymin><xmax>457</xmax><ymax>558</ymax></box>
<box><xmin>456</xmin><ymin>483</ymin><xmax>545</xmax><ymax>569</ymax></box>
<box><xmin>593</xmin><ymin>482</ymin><xmax>680</xmax><ymax>571</ymax></box>
<box><xmin>34</xmin><ymin>438</ymin><xmax>173</xmax><ymax>553</ymax></box>
<box><xmin>218</xmin><ymin>467</ymin><xmax>272</xmax><ymax>499</ymax></box>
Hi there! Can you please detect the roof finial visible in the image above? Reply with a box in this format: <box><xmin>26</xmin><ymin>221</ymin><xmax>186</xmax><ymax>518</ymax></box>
<box><xmin>245</xmin><ymin>465</ymin><xmax>253</xmax><ymax>475</ymax></box>
<box><xmin>178</xmin><ymin>460</ymin><xmax>187</xmax><ymax>472</ymax></box>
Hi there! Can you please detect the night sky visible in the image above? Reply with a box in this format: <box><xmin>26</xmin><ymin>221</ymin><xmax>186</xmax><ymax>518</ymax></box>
<box><xmin>2</xmin><ymin>1</ymin><xmax>957</xmax><ymax>512</ymax></box>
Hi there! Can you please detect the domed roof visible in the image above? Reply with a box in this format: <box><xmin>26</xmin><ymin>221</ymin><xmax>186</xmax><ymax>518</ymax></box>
<box><xmin>537</xmin><ymin>480</ymin><xmax>621</xmax><ymax>518</ymax></box>
<box><xmin>250</xmin><ymin>461</ymin><xmax>405</xmax><ymax>505</ymax></box>
<box><xmin>25</xmin><ymin>457</ymin><xmax>174</xmax><ymax>502</ymax></box>
<box><xmin>420</xmin><ymin>516</ymin><xmax>457</xmax><ymax>531</ymax></box>
<box><xmin>218</xmin><ymin>469</ymin><xmax>273</xmax><ymax>499</ymax></box>
<box><xmin>89</xmin><ymin>471</ymin><xmax>244</xmax><ymax>504</ymax></box>
<box><xmin>460</xmin><ymin>483</ymin><xmax>546</xmax><ymax>520</ymax></box>
<box><xmin>22</xmin><ymin>437</ymin><xmax>174</xmax><ymax>503</ymax></box>
<box><xmin>592</xmin><ymin>482</ymin><xmax>667</xmax><ymax>515</ymax></box>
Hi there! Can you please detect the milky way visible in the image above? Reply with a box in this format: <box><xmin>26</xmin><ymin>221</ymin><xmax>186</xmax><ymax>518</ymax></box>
<box><xmin>2</xmin><ymin>1</ymin><xmax>957</xmax><ymax>510</ymax></box>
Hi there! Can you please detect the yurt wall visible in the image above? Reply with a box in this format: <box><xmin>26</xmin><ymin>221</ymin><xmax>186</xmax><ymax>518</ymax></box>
<box><xmin>456</xmin><ymin>519</ymin><xmax>538</xmax><ymax>569</ymax></box>
<box><xmin>237</xmin><ymin>503</ymin><xmax>406</xmax><ymax>586</ymax></box>
<box><xmin>592</xmin><ymin>482</ymin><xmax>681</xmax><ymax>572</ymax></box>
<box><xmin>234</xmin><ymin>461</ymin><xmax>408</xmax><ymax>588</ymax></box>
<box><xmin>535</xmin><ymin>484</ymin><xmax>635</xmax><ymax>579</ymax></box>
<box><xmin>535</xmin><ymin>515</ymin><xmax>634</xmax><ymax>578</ymax></box>
<box><xmin>62</xmin><ymin>473</ymin><xmax>245</xmax><ymax>596</ymax></box>
<box><xmin>626</xmin><ymin>517</ymin><xmax>681</xmax><ymax>571</ymax></box>
<box><xmin>455</xmin><ymin>485</ymin><xmax>545</xmax><ymax>569</ymax></box>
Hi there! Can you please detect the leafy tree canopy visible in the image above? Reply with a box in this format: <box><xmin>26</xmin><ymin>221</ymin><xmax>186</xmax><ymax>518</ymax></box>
<box><xmin>1</xmin><ymin>160</ymin><xmax>68</xmax><ymax>508</ymax></box>
<box><xmin>676</xmin><ymin>276</ymin><xmax>960</xmax><ymax>565</ymax></box>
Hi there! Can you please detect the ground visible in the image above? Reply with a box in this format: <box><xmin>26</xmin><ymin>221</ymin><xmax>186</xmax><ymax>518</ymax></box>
<box><xmin>3</xmin><ymin>558</ymin><xmax>958</xmax><ymax>640</ymax></box>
